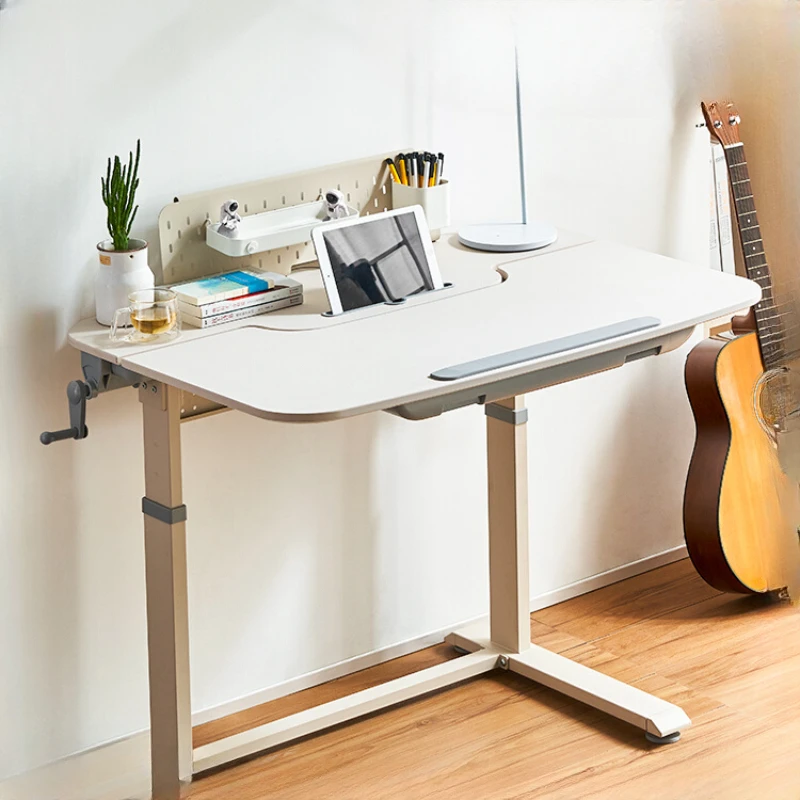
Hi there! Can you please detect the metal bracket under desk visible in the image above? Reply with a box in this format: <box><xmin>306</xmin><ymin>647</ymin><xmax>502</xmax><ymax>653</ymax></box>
<box><xmin>175</xmin><ymin>390</ymin><xmax>227</xmax><ymax>422</ymax></box>
<box><xmin>389</xmin><ymin>321</ymin><xmax>693</xmax><ymax>420</ymax></box>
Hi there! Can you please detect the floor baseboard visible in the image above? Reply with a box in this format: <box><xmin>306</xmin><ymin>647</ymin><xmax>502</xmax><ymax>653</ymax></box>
<box><xmin>529</xmin><ymin>544</ymin><xmax>688</xmax><ymax>611</ymax></box>
<box><xmin>0</xmin><ymin>546</ymin><xmax>688</xmax><ymax>800</ymax></box>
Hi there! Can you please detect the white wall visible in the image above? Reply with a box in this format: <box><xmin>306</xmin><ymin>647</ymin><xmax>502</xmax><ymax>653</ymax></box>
<box><xmin>2</xmin><ymin>0</ymin><xmax>787</xmax><ymax>780</ymax></box>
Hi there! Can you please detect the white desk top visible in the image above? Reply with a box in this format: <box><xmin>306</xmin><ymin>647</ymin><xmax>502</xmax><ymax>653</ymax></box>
<box><xmin>68</xmin><ymin>233</ymin><xmax>759</xmax><ymax>422</ymax></box>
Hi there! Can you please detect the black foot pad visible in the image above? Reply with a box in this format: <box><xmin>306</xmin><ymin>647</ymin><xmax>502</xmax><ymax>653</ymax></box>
<box><xmin>645</xmin><ymin>730</ymin><xmax>681</xmax><ymax>745</ymax></box>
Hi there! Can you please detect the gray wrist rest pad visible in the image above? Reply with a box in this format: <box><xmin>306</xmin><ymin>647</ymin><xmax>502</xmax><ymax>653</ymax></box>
<box><xmin>430</xmin><ymin>317</ymin><xmax>662</xmax><ymax>381</ymax></box>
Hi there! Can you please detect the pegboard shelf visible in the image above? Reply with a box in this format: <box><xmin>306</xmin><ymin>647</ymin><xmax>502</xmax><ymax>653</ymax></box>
<box><xmin>206</xmin><ymin>199</ymin><xmax>357</xmax><ymax>258</ymax></box>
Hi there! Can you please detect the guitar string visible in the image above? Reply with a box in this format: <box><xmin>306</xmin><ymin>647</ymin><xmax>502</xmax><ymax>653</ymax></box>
<box><xmin>722</xmin><ymin>143</ymin><xmax>795</xmax><ymax>368</ymax></box>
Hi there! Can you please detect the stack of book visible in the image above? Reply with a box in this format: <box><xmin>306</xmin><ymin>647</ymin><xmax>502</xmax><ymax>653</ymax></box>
<box><xmin>170</xmin><ymin>269</ymin><xmax>303</xmax><ymax>328</ymax></box>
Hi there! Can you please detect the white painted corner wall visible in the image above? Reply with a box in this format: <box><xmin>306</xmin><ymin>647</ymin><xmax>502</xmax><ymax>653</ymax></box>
<box><xmin>1</xmin><ymin>0</ymin><xmax>796</xmax><ymax>782</ymax></box>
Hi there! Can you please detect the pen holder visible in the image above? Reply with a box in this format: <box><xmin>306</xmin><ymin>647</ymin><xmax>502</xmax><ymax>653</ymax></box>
<box><xmin>391</xmin><ymin>180</ymin><xmax>450</xmax><ymax>241</ymax></box>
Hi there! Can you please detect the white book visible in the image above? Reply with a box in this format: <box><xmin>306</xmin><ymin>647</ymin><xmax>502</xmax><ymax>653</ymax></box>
<box><xmin>180</xmin><ymin>294</ymin><xmax>303</xmax><ymax>328</ymax></box>
<box><xmin>711</xmin><ymin>141</ymin><xmax>736</xmax><ymax>275</ymax></box>
<box><xmin>178</xmin><ymin>277</ymin><xmax>302</xmax><ymax>319</ymax></box>
<box><xmin>708</xmin><ymin>143</ymin><xmax>723</xmax><ymax>271</ymax></box>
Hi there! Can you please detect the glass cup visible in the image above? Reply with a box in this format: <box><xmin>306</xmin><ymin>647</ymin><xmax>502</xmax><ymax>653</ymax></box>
<box><xmin>110</xmin><ymin>288</ymin><xmax>181</xmax><ymax>343</ymax></box>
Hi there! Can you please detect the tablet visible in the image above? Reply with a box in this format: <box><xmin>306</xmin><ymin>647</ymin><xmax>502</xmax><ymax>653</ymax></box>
<box><xmin>312</xmin><ymin>206</ymin><xmax>444</xmax><ymax>315</ymax></box>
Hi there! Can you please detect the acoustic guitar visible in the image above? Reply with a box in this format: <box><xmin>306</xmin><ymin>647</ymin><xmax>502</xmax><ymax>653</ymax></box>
<box><xmin>683</xmin><ymin>100</ymin><xmax>800</xmax><ymax>596</ymax></box>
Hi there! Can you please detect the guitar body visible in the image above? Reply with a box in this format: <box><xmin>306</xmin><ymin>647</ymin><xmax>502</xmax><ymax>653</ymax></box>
<box><xmin>684</xmin><ymin>332</ymin><xmax>799</xmax><ymax>594</ymax></box>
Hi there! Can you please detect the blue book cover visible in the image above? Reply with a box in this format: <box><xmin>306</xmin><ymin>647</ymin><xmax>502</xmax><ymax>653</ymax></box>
<box><xmin>171</xmin><ymin>270</ymin><xmax>272</xmax><ymax>305</ymax></box>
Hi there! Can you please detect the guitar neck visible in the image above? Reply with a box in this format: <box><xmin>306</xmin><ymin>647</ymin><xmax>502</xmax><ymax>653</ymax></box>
<box><xmin>724</xmin><ymin>144</ymin><xmax>784</xmax><ymax>368</ymax></box>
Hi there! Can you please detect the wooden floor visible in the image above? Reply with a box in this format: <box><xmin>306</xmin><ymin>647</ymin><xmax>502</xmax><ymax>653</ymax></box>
<box><xmin>188</xmin><ymin>560</ymin><xmax>800</xmax><ymax>799</ymax></box>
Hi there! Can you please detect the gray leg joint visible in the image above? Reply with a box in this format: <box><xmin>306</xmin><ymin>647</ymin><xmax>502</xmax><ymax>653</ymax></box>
<box><xmin>485</xmin><ymin>402</ymin><xmax>528</xmax><ymax>426</ymax></box>
<box><xmin>142</xmin><ymin>497</ymin><xmax>188</xmax><ymax>525</ymax></box>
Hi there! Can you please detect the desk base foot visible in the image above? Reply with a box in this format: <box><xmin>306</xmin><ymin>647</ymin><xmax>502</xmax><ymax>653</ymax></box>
<box><xmin>446</xmin><ymin>625</ymin><xmax>690</xmax><ymax>741</ymax></box>
<box><xmin>505</xmin><ymin>642</ymin><xmax>691</xmax><ymax>740</ymax></box>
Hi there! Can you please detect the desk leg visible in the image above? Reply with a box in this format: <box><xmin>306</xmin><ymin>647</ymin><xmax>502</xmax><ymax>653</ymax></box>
<box><xmin>487</xmin><ymin>396</ymin><xmax>530</xmax><ymax>654</ymax></box>
<box><xmin>141</xmin><ymin>382</ymin><xmax>192</xmax><ymax>800</ymax></box>
<box><xmin>448</xmin><ymin>393</ymin><xmax>691</xmax><ymax>742</ymax></box>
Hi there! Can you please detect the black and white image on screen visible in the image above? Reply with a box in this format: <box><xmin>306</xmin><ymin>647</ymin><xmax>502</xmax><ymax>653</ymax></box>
<box><xmin>321</xmin><ymin>212</ymin><xmax>436</xmax><ymax>312</ymax></box>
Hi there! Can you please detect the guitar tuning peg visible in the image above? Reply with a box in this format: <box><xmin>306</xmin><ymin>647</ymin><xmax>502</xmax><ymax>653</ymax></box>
<box><xmin>695</xmin><ymin>122</ymin><xmax>706</xmax><ymax>128</ymax></box>
<box><xmin>729</xmin><ymin>115</ymin><xmax>741</xmax><ymax>125</ymax></box>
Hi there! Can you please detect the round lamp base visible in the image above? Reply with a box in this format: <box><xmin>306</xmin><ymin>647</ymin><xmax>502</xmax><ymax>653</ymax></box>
<box><xmin>457</xmin><ymin>222</ymin><xmax>558</xmax><ymax>253</ymax></box>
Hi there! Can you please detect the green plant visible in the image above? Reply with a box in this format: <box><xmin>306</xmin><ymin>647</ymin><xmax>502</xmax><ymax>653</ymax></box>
<box><xmin>101</xmin><ymin>139</ymin><xmax>141</xmax><ymax>251</ymax></box>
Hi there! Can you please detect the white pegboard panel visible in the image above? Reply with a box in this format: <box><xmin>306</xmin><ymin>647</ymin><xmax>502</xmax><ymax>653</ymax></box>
<box><xmin>158</xmin><ymin>152</ymin><xmax>404</xmax><ymax>285</ymax></box>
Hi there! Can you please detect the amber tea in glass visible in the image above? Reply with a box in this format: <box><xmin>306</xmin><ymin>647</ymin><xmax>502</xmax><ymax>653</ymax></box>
<box><xmin>111</xmin><ymin>289</ymin><xmax>181</xmax><ymax>343</ymax></box>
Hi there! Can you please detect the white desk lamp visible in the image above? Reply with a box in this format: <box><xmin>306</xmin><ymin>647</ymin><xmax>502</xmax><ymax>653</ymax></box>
<box><xmin>458</xmin><ymin>47</ymin><xmax>557</xmax><ymax>253</ymax></box>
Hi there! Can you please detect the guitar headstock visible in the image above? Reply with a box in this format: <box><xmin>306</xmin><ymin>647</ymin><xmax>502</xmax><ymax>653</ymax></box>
<box><xmin>702</xmin><ymin>100</ymin><xmax>742</xmax><ymax>147</ymax></box>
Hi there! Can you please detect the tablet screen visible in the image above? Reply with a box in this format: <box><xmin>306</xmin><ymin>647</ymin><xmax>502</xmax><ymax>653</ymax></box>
<box><xmin>317</xmin><ymin>210</ymin><xmax>442</xmax><ymax>312</ymax></box>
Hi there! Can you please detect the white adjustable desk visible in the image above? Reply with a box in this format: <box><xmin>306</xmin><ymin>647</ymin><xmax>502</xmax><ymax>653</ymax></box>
<box><xmin>65</xmin><ymin>231</ymin><xmax>759</xmax><ymax>800</ymax></box>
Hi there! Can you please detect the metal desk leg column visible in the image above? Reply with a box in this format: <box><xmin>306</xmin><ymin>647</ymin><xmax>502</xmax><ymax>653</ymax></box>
<box><xmin>141</xmin><ymin>382</ymin><xmax>192</xmax><ymax>800</ymax></box>
<box><xmin>486</xmin><ymin>396</ymin><xmax>531</xmax><ymax>654</ymax></box>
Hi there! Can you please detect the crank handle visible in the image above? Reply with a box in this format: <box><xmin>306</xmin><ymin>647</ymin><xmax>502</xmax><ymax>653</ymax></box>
<box><xmin>40</xmin><ymin>426</ymin><xmax>84</xmax><ymax>445</ymax></box>
<box><xmin>40</xmin><ymin>380</ymin><xmax>94</xmax><ymax>445</ymax></box>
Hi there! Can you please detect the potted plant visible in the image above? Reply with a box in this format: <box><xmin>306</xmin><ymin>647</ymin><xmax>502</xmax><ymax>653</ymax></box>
<box><xmin>95</xmin><ymin>139</ymin><xmax>154</xmax><ymax>326</ymax></box>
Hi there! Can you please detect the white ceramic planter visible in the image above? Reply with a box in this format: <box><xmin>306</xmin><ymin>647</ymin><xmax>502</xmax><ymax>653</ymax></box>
<box><xmin>95</xmin><ymin>238</ymin><xmax>155</xmax><ymax>326</ymax></box>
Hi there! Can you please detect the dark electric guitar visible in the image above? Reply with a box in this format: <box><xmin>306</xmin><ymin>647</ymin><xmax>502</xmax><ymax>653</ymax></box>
<box><xmin>683</xmin><ymin>100</ymin><xmax>800</xmax><ymax>595</ymax></box>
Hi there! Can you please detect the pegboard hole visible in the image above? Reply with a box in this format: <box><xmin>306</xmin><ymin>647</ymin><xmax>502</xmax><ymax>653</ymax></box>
<box><xmin>167</xmin><ymin>221</ymin><xmax>172</xmax><ymax>230</ymax></box>
<box><xmin>347</xmin><ymin>193</ymin><xmax>351</xmax><ymax>202</ymax></box>
<box><xmin>337</xmin><ymin>183</ymin><xmax>341</xmax><ymax>191</ymax></box>
<box><xmin>277</xmin><ymin>255</ymin><xmax>281</xmax><ymax>264</ymax></box>
<box><xmin>193</xmin><ymin>405</ymin><xmax>198</xmax><ymax>411</ymax></box>
<box><xmin>381</xmin><ymin>185</ymin><xmax>386</xmax><ymax>195</ymax></box>
<box><xmin>296</xmin><ymin>250</ymin><xmax>300</xmax><ymax>259</ymax></box>
<box><xmin>205</xmin><ymin>212</ymin><xmax>210</xmax><ymax>219</ymax></box>
<box><xmin>282</xmin><ymin>195</ymin><xmax>286</xmax><ymax>205</ymax></box>
<box><xmin>300</xmin><ymin>191</ymin><xmax>305</xmax><ymax>201</ymax></box>
<box><xmin>259</xmin><ymin>258</ymin><xmax>263</xmax><ymax>268</ymax></box>
<box><xmin>186</xmin><ymin>216</ymin><xmax>191</xmax><ymax>225</ymax></box>
<box><xmin>244</xmin><ymin>204</ymin><xmax>249</xmax><ymax>213</ymax></box>
<box><xmin>263</xmin><ymin>200</ymin><xmax>267</xmax><ymax>209</ymax></box>
<box><xmin>355</xmin><ymin>180</ymin><xmax>360</xmax><ymax>189</ymax></box>
<box><xmin>177</xmin><ymin>229</ymin><xmax>182</xmax><ymax>239</ymax></box>
<box><xmin>169</xmin><ymin>244</ymin><xmax>173</xmax><ymax>253</ymax></box>
<box><xmin>372</xmin><ymin>176</ymin><xmax>377</xmax><ymax>186</ymax></box>
<box><xmin>374</xmin><ymin>198</ymin><xmax>379</xmax><ymax>208</ymax></box>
